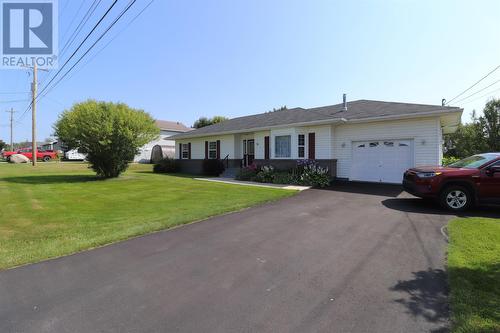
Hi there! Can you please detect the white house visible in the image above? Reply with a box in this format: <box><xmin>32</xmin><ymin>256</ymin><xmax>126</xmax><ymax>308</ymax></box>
<box><xmin>170</xmin><ymin>98</ymin><xmax>463</xmax><ymax>183</ymax></box>
<box><xmin>134</xmin><ymin>120</ymin><xmax>191</xmax><ymax>163</ymax></box>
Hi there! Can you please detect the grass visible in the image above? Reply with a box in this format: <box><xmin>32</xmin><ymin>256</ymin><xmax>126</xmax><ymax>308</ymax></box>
<box><xmin>0</xmin><ymin>162</ymin><xmax>295</xmax><ymax>270</ymax></box>
<box><xmin>447</xmin><ymin>217</ymin><xmax>500</xmax><ymax>333</ymax></box>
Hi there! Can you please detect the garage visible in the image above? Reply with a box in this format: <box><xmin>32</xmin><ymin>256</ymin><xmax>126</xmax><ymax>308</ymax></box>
<box><xmin>350</xmin><ymin>140</ymin><xmax>414</xmax><ymax>184</ymax></box>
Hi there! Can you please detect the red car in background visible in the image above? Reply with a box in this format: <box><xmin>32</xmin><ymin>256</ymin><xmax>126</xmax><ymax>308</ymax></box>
<box><xmin>2</xmin><ymin>148</ymin><xmax>58</xmax><ymax>162</ymax></box>
<box><xmin>403</xmin><ymin>153</ymin><xmax>500</xmax><ymax>211</ymax></box>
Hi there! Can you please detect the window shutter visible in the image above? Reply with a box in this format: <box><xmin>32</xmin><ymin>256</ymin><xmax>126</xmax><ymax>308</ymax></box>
<box><xmin>216</xmin><ymin>140</ymin><xmax>221</xmax><ymax>159</ymax></box>
<box><xmin>188</xmin><ymin>142</ymin><xmax>191</xmax><ymax>159</ymax></box>
<box><xmin>308</xmin><ymin>133</ymin><xmax>315</xmax><ymax>159</ymax></box>
<box><xmin>205</xmin><ymin>141</ymin><xmax>208</xmax><ymax>159</ymax></box>
<box><xmin>264</xmin><ymin>136</ymin><xmax>270</xmax><ymax>159</ymax></box>
<box><xmin>179</xmin><ymin>143</ymin><xmax>182</xmax><ymax>159</ymax></box>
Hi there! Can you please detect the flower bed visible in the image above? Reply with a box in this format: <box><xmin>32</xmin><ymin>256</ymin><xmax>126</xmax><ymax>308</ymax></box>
<box><xmin>236</xmin><ymin>160</ymin><xmax>331</xmax><ymax>188</ymax></box>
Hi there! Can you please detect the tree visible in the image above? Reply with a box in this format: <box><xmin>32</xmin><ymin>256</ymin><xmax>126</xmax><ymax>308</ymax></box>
<box><xmin>193</xmin><ymin>116</ymin><xmax>228</xmax><ymax>129</ymax></box>
<box><xmin>0</xmin><ymin>140</ymin><xmax>6</xmax><ymax>151</ymax></box>
<box><xmin>268</xmin><ymin>105</ymin><xmax>287</xmax><ymax>112</ymax></box>
<box><xmin>444</xmin><ymin>101</ymin><xmax>500</xmax><ymax>158</ymax></box>
<box><xmin>54</xmin><ymin>100</ymin><xmax>159</xmax><ymax>178</ymax></box>
<box><xmin>479</xmin><ymin>99</ymin><xmax>500</xmax><ymax>152</ymax></box>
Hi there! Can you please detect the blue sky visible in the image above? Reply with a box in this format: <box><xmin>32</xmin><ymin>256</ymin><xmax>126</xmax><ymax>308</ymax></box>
<box><xmin>1</xmin><ymin>0</ymin><xmax>500</xmax><ymax>143</ymax></box>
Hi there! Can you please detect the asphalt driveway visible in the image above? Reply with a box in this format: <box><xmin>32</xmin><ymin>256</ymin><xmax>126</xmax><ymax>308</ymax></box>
<box><xmin>1</xmin><ymin>182</ymin><xmax>496</xmax><ymax>333</ymax></box>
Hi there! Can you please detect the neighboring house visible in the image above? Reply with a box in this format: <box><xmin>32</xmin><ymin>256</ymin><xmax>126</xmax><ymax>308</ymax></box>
<box><xmin>134</xmin><ymin>120</ymin><xmax>191</xmax><ymax>163</ymax></box>
<box><xmin>170</xmin><ymin>98</ymin><xmax>463</xmax><ymax>184</ymax></box>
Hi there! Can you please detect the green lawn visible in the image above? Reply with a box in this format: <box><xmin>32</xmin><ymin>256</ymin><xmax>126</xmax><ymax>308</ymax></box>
<box><xmin>448</xmin><ymin>217</ymin><xmax>500</xmax><ymax>333</ymax></box>
<box><xmin>0</xmin><ymin>162</ymin><xmax>295</xmax><ymax>270</ymax></box>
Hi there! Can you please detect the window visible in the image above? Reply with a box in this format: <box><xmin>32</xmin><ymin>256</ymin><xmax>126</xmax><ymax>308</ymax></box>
<box><xmin>208</xmin><ymin>141</ymin><xmax>217</xmax><ymax>159</ymax></box>
<box><xmin>298</xmin><ymin>134</ymin><xmax>305</xmax><ymax>158</ymax></box>
<box><xmin>275</xmin><ymin>135</ymin><xmax>291</xmax><ymax>158</ymax></box>
<box><xmin>369</xmin><ymin>142</ymin><xmax>379</xmax><ymax>147</ymax></box>
<box><xmin>399</xmin><ymin>143</ymin><xmax>409</xmax><ymax>147</ymax></box>
<box><xmin>357</xmin><ymin>144</ymin><xmax>366</xmax><ymax>148</ymax></box>
<box><xmin>181</xmin><ymin>144</ymin><xmax>189</xmax><ymax>159</ymax></box>
<box><xmin>384</xmin><ymin>141</ymin><xmax>394</xmax><ymax>147</ymax></box>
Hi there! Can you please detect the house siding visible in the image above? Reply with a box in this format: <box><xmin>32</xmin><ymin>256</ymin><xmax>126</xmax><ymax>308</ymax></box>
<box><xmin>177</xmin><ymin>135</ymin><xmax>235</xmax><ymax>160</ymax></box>
<box><xmin>333</xmin><ymin>117</ymin><xmax>441</xmax><ymax>179</ymax></box>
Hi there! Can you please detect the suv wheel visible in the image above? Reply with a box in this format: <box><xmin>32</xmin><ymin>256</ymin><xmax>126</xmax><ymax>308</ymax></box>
<box><xmin>42</xmin><ymin>156</ymin><xmax>51</xmax><ymax>162</ymax></box>
<box><xmin>440</xmin><ymin>185</ymin><xmax>472</xmax><ymax>211</ymax></box>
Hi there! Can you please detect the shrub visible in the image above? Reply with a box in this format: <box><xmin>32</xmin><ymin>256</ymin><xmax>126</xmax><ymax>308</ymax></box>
<box><xmin>254</xmin><ymin>165</ymin><xmax>275</xmax><ymax>183</ymax></box>
<box><xmin>153</xmin><ymin>157</ymin><xmax>178</xmax><ymax>173</ymax></box>
<box><xmin>202</xmin><ymin>159</ymin><xmax>225</xmax><ymax>176</ymax></box>
<box><xmin>442</xmin><ymin>156</ymin><xmax>460</xmax><ymax>166</ymax></box>
<box><xmin>54</xmin><ymin>100</ymin><xmax>159</xmax><ymax>178</ymax></box>
<box><xmin>236</xmin><ymin>164</ymin><xmax>258</xmax><ymax>181</ymax></box>
<box><xmin>272</xmin><ymin>171</ymin><xmax>293</xmax><ymax>184</ymax></box>
<box><xmin>297</xmin><ymin>163</ymin><xmax>331</xmax><ymax>188</ymax></box>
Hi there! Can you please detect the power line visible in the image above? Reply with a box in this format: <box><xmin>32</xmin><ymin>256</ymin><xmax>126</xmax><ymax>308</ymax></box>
<box><xmin>59</xmin><ymin>0</ymin><xmax>103</xmax><ymax>58</ymax></box>
<box><xmin>64</xmin><ymin>0</ymin><xmax>155</xmax><ymax>83</ymax></box>
<box><xmin>446</xmin><ymin>64</ymin><xmax>500</xmax><ymax>105</ymax></box>
<box><xmin>0</xmin><ymin>91</ymin><xmax>30</xmax><ymax>95</ymax></box>
<box><xmin>39</xmin><ymin>0</ymin><xmax>140</xmax><ymax>100</ymax></box>
<box><xmin>459</xmin><ymin>86</ymin><xmax>500</xmax><ymax>105</ymax></box>
<box><xmin>16</xmin><ymin>0</ymin><xmax>119</xmax><ymax>123</ymax></box>
<box><xmin>453</xmin><ymin>78</ymin><xmax>500</xmax><ymax>104</ymax></box>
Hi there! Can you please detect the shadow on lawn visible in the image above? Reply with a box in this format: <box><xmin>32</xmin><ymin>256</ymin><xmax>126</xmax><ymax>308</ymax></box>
<box><xmin>391</xmin><ymin>268</ymin><xmax>450</xmax><ymax>333</ymax></box>
<box><xmin>2</xmin><ymin>175</ymin><xmax>100</xmax><ymax>184</ymax></box>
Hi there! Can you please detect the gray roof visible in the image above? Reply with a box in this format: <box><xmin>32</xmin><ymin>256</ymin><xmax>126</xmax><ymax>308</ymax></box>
<box><xmin>155</xmin><ymin>120</ymin><xmax>191</xmax><ymax>132</ymax></box>
<box><xmin>171</xmin><ymin>100</ymin><xmax>462</xmax><ymax>139</ymax></box>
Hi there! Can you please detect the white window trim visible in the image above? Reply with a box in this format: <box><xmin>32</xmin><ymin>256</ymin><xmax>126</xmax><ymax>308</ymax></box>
<box><xmin>274</xmin><ymin>135</ymin><xmax>292</xmax><ymax>158</ymax></box>
<box><xmin>208</xmin><ymin>141</ymin><xmax>217</xmax><ymax>159</ymax></box>
<box><xmin>181</xmin><ymin>143</ymin><xmax>189</xmax><ymax>159</ymax></box>
<box><xmin>298</xmin><ymin>134</ymin><xmax>306</xmax><ymax>159</ymax></box>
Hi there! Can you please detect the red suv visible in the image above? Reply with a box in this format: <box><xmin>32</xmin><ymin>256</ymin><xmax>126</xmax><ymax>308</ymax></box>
<box><xmin>403</xmin><ymin>153</ymin><xmax>500</xmax><ymax>211</ymax></box>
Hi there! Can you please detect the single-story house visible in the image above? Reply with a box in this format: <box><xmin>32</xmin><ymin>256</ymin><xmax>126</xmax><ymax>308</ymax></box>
<box><xmin>170</xmin><ymin>98</ymin><xmax>463</xmax><ymax>183</ymax></box>
<box><xmin>134</xmin><ymin>120</ymin><xmax>191</xmax><ymax>163</ymax></box>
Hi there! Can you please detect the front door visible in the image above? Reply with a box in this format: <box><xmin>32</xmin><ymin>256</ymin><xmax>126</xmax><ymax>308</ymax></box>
<box><xmin>243</xmin><ymin>140</ymin><xmax>255</xmax><ymax>167</ymax></box>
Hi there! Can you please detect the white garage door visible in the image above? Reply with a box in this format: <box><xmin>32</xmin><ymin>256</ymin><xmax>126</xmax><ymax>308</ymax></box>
<box><xmin>351</xmin><ymin>140</ymin><xmax>414</xmax><ymax>184</ymax></box>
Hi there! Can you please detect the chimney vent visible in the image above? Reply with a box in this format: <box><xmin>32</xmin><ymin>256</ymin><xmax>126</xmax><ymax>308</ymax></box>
<box><xmin>342</xmin><ymin>94</ymin><xmax>347</xmax><ymax>111</ymax></box>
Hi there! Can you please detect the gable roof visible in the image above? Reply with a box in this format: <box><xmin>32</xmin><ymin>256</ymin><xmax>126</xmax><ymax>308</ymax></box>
<box><xmin>155</xmin><ymin>120</ymin><xmax>191</xmax><ymax>132</ymax></box>
<box><xmin>171</xmin><ymin>100</ymin><xmax>463</xmax><ymax>139</ymax></box>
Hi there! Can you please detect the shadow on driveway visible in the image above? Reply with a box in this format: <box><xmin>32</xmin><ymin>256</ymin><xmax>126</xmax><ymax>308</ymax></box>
<box><xmin>382</xmin><ymin>198</ymin><xmax>500</xmax><ymax>219</ymax></box>
<box><xmin>320</xmin><ymin>181</ymin><xmax>404</xmax><ymax>197</ymax></box>
<box><xmin>391</xmin><ymin>268</ymin><xmax>450</xmax><ymax>333</ymax></box>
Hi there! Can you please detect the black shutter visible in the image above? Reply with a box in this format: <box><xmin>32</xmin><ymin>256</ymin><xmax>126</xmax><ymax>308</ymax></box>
<box><xmin>264</xmin><ymin>136</ymin><xmax>270</xmax><ymax>160</ymax></box>
<box><xmin>216</xmin><ymin>140</ymin><xmax>221</xmax><ymax>159</ymax></box>
<box><xmin>308</xmin><ymin>133</ymin><xmax>315</xmax><ymax>160</ymax></box>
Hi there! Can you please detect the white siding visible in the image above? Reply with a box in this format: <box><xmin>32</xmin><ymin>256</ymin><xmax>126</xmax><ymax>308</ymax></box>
<box><xmin>177</xmin><ymin>135</ymin><xmax>235</xmax><ymax>159</ymax></box>
<box><xmin>297</xmin><ymin>125</ymin><xmax>333</xmax><ymax>159</ymax></box>
<box><xmin>254</xmin><ymin>131</ymin><xmax>270</xmax><ymax>159</ymax></box>
<box><xmin>333</xmin><ymin>117</ymin><xmax>441</xmax><ymax>179</ymax></box>
<box><xmin>134</xmin><ymin>130</ymin><xmax>179</xmax><ymax>163</ymax></box>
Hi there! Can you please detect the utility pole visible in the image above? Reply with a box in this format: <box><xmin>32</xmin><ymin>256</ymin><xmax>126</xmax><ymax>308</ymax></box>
<box><xmin>5</xmin><ymin>108</ymin><xmax>16</xmax><ymax>151</ymax></box>
<box><xmin>31</xmin><ymin>62</ymin><xmax>38</xmax><ymax>166</ymax></box>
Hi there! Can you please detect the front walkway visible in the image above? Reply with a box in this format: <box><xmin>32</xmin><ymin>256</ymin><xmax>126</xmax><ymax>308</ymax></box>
<box><xmin>195</xmin><ymin>177</ymin><xmax>310</xmax><ymax>191</ymax></box>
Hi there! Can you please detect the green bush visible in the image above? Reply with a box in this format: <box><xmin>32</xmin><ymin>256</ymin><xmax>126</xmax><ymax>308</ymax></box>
<box><xmin>202</xmin><ymin>159</ymin><xmax>225</xmax><ymax>176</ymax></box>
<box><xmin>254</xmin><ymin>165</ymin><xmax>275</xmax><ymax>183</ymax></box>
<box><xmin>442</xmin><ymin>156</ymin><xmax>460</xmax><ymax>166</ymax></box>
<box><xmin>153</xmin><ymin>157</ymin><xmax>178</xmax><ymax>173</ymax></box>
<box><xmin>54</xmin><ymin>100</ymin><xmax>159</xmax><ymax>178</ymax></box>
<box><xmin>236</xmin><ymin>165</ymin><xmax>258</xmax><ymax>180</ymax></box>
<box><xmin>297</xmin><ymin>164</ymin><xmax>331</xmax><ymax>188</ymax></box>
<box><xmin>272</xmin><ymin>171</ymin><xmax>293</xmax><ymax>184</ymax></box>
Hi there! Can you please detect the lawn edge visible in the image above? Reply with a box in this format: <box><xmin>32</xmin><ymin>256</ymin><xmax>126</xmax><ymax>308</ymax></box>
<box><xmin>1</xmin><ymin>189</ymin><xmax>299</xmax><ymax>271</ymax></box>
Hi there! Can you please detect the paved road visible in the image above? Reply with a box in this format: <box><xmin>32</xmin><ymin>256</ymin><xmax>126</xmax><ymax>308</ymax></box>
<box><xmin>3</xmin><ymin>183</ymin><xmax>495</xmax><ymax>333</ymax></box>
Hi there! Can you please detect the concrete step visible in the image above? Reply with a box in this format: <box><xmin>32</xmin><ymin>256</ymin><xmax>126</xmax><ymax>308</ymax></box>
<box><xmin>220</xmin><ymin>167</ymin><xmax>239</xmax><ymax>179</ymax></box>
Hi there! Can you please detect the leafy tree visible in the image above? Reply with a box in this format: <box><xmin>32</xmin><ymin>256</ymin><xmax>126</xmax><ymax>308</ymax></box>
<box><xmin>193</xmin><ymin>116</ymin><xmax>228</xmax><ymax>129</ymax></box>
<box><xmin>479</xmin><ymin>99</ymin><xmax>500</xmax><ymax>152</ymax></box>
<box><xmin>0</xmin><ymin>140</ymin><xmax>6</xmax><ymax>151</ymax></box>
<box><xmin>269</xmin><ymin>105</ymin><xmax>287</xmax><ymax>112</ymax></box>
<box><xmin>55</xmin><ymin>100</ymin><xmax>159</xmax><ymax>178</ymax></box>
